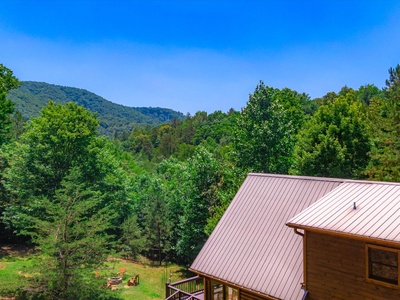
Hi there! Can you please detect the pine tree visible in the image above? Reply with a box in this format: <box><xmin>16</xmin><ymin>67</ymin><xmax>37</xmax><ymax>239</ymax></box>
<box><xmin>366</xmin><ymin>65</ymin><xmax>400</xmax><ymax>181</ymax></box>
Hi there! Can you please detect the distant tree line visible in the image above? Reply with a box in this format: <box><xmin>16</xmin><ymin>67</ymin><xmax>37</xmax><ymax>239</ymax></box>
<box><xmin>0</xmin><ymin>62</ymin><xmax>399</xmax><ymax>298</ymax></box>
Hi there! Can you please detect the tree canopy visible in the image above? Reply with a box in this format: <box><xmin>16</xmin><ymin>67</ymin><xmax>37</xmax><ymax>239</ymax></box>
<box><xmin>291</xmin><ymin>89</ymin><xmax>371</xmax><ymax>179</ymax></box>
<box><xmin>0</xmin><ymin>64</ymin><xmax>20</xmax><ymax>146</ymax></box>
<box><xmin>366</xmin><ymin>65</ymin><xmax>400</xmax><ymax>181</ymax></box>
<box><xmin>233</xmin><ymin>82</ymin><xmax>306</xmax><ymax>174</ymax></box>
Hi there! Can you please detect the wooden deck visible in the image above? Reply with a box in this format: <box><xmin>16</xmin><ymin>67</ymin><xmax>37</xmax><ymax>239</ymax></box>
<box><xmin>166</xmin><ymin>276</ymin><xmax>204</xmax><ymax>300</ymax></box>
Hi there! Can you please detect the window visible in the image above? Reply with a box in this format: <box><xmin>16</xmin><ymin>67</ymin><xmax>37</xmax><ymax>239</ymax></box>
<box><xmin>210</xmin><ymin>280</ymin><xmax>239</xmax><ymax>300</ymax></box>
<box><xmin>367</xmin><ymin>244</ymin><xmax>400</xmax><ymax>286</ymax></box>
<box><xmin>212</xmin><ymin>281</ymin><xmax>223</xmax><ymax>300</ymax></box>
<box><xmin>225</xmin><ymin>286</ymin><xmax>238</xmax><ymax>300</ymax></box>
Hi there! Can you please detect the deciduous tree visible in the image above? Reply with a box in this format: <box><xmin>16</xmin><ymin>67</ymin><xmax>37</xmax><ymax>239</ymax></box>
<box><xmin>233</xmin><ymin>82</ymin><xmax>305</xmax><ymax>173</ymax></box>
<box><xmin>4</xmin><ymin>101</ymin><xmax>130</xmax><ymax>234</ymax></box>
<box><xmin>0</xmin><ymin>64</ymin><xmax>20</xmax><ymax>146</ymax></box>
<box><xmin>291</xmin><ymin>89</ymin><xmax>371</xmax><ymax>179</ymax></box>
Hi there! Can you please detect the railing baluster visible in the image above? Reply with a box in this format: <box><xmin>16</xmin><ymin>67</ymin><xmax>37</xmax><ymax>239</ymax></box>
<box><xmin>165</xmin><ymin>275</ymin><xmax>203</xmax><ymax>300</ymax></box>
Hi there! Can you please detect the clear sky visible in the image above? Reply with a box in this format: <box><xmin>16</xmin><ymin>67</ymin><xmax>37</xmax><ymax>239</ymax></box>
<box><xmin>1</xmin><ymin>0</ymin><xmax>399</xmax><ymax>114</ymax></box>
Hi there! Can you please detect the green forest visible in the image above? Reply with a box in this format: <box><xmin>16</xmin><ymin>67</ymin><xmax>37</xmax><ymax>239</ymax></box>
<box><xmin>1</xmin><ymin>62</ymin><xmax>400</xmax><ymax>299</ymax></box>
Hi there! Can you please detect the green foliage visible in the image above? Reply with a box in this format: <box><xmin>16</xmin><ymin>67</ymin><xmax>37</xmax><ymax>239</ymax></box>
<box><xmin>173</xmin><ymin>147</ymin><xmax>218</xmax><ymax>263</ymax></box>
<box><xmin>366</xmin><ymin>65</ymin><xmax>400</xmax><ymax>181</ymax></box>
<box><xmin>0</xmin><ymin>64</ymin><xmax>20</xmax><ymax>146</ymax></box>
<box><xmin>204</xmin><ymin>160</ymin><xmax>245</xmax><ymax>235</ymax></box>
<box><xmin>10</xmin><ymin>110</ymin><xmax>26</xmax><ymax>139</ymax></box>
<box><xmin>120</xmin><ymin>109</ymin><xmax>238</xmax><ymax>165</ymax></box>
<box><xmin>0</xmin><ymin>91</ymin><xmax>14</xmax><ymax>146</ymax></box>
<box><xmin>292</xmin><ymin>89</ymin><xmax>371</xmax><ymax>179</ymax></box>
<box><xmin>3</xmin><ymin>101</ymin><xmax>130</xmax><ymax>235</ymax></box>
<box><xmin>355</xmin><ymin>84</ymin><xmax>384</xmax><ymax>106</ymax></box>
<box><xmin>172</xmin><ymin>147</ymin><xmax>244</xmax><ymax>264</ymax></box>
<box><xmin>233</xmin><ymin>81</ymin><xmax>306</xmax><ymax>174</ymax></box>
<box><xmin>0</xmin><ymin>255</ymin><xmax>35</xmax><ymax>297</ymax></box>
<box><xmin>1</xmin><ymin>250</ymin><xmax>185</xmax><ymax>300</ymax></box>
<box><xmin>5</xmin><ymin>101</ymin><xmax>100</xmax><ymax>202</ymax></box>
<box><xmin>129</xmin><ymin>127</ymin><xmax>155</xmax><ymax>160</ymax></box>
<box><xmin>154</xmin><ymin>158</ymin><xmax>188</xmax><ymax>261</ymax></box>
<box><xmin>130</xmin><ymin>174</ymin><xmax>172</xmax><ymax>265</ymax></box>
<box><xmin>17</xmin><ymin>170</ymin><xmax>115</xmax><ymax>299</ymax></box>
<box><xmin>120</xmin><ymin>215</ymin><xmax>147</xmax><ymax>258</ymax></box>
<box><xmin>7</xmin><ymin>81</ymin><xmax>185</xmax><ymax>137</ymax></box>
<box><xmin>0</xmin><ymin>64</ymin><xmax>21</xmax><ymax>241</ymax></box>
<box><xmin>0</xmin><ymin>64</ymin><xmax>20</xmax><ymax>92</ymax></box>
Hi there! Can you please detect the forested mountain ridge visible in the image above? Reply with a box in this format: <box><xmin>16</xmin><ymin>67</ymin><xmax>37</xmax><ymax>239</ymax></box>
<box><xmin>7</xmin><ymin>81</ymin><xmax>185</xmax><ymax>136</ymax></box>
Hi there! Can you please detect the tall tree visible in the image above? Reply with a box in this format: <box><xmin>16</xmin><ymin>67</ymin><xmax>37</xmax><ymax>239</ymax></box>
<box><xmin>175</xmin><ymin>147</ymin><xmax>219</xmax><ymax>264</ymax></box>
<box><xmin>120</xmin><ymin>214</ymin><xmax>146</xmax><ymax>259</ymax></box>
<box><xmin>19</xmin><ymin>169</ymin><xmax>115</xmax><ymax>299</ymax></box>
<box><xmin>0</xmin><ymin>64</ymin><xmax>20</xmax><ymax>240</ymax></box>
<box><xmin>366</xmin><ymin>65</ymin><xmax>400</xmax><ymax>181</ymax></box>
<box><xmin>291</xmin><ymin>89</ymin><xmax>371</xmax><ymax>179</ymax></box>
<box><xmin>355</xmin><ymin>84</ymin><xmax>384</xmax><ymax>106</ymax></box>
<box><xmin>143</xmin><ymin>178</ymin><xmax>172</xmax><ymax>265</ymax></box>
<box><xmin>5</xmin><ymin>101</ymin><xmax>99</xmax><ymax>201</ymax></box>
<box><xmin>0</xmin><ymin>64</ymin><xmax>20</xmax><ymax>146</ymax></box>
<box><xmin>233</xmin><ymin>82</ymin><xmax>306</xmax><ymax>174</ymax></box>
<box><xmin>3</xmin><ymin>101</ymin><xmax>130</xmax><ymax>233</ymax></box>
<box><xmin>131</xmin><ymin>174</ymin><xmax>172</xmax><ymax>265</ymax></box>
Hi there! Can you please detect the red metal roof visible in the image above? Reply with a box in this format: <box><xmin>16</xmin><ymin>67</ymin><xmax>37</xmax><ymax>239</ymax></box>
<box><xmin>287</xmin><ymin>181</ymin><xmax>400</xmax><ymax>243</ymax></box>
<box><xmin>190</xmin><ymin>173</ymin><xmax>342</xmax><ymax>300</ymax></box>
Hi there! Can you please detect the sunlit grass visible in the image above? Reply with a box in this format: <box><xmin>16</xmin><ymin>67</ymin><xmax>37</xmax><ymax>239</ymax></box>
<box><xmin>0</xmin><ymin>249</ymin><xmax>187</xmax><ymax>300</ymax></box>
<box><xmin>0</xmin><ymin>255</ymin><xmax>34</xmax><ymax>297</ymax></box>
<box><xmin>98</xmin><ymin>257</ymin><xmax>187</xmax><ymax>300</ymax></box>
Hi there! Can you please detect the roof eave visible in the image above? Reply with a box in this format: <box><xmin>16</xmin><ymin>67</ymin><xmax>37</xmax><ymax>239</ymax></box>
<box><xmin>286</xmin><ymin>223</ymin><xmax>400</xmax><ymax>248</ymax></box>
<box><xmin>189</xmin><ymin>269</ymin><xmax>282</xmax><ymax>300</ymax></box>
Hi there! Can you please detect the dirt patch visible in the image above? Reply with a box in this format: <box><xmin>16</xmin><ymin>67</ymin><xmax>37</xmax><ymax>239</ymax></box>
<box><xmin>0</xmin><ymin>262</ymin><xmax>7</xmax><ymax>270</ymax></box>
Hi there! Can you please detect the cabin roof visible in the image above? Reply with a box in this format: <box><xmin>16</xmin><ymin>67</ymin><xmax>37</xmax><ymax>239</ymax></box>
<box><xmin>190</xmin><ymin>173</ymin><xmax>342</xmax><ymax>300</ymax></box>
<box><xmin>287</xmin><ymin>180</ymin><xmax>400</xmax><ymax>243</ymax></box>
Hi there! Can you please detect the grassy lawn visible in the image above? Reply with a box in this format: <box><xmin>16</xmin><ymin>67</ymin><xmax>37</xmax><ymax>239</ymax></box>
<box><xmin>99</xmin><ymin>257</ymin><xmax>187</xmax><ymax>300</ymax></box>
<box><xmin>0</xmin><ymin>245</ymin><xmax>34</xmax><ymax>298</ymax></box>
<box><xmin>0</xmin><ymin>245</ymin><xmax>188</xmax><ymax>300</ymax></box>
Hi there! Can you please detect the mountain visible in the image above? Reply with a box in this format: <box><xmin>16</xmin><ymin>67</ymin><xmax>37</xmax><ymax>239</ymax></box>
<box><xmin>7</xmin><ymin>81</ymin><xmax>185</xmax><ymax>137</ymax></box>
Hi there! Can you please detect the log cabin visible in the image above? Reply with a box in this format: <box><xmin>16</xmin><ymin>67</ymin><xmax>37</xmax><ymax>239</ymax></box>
<box><xmin>166</xmin><ymin>174</ymin><xmax>400</xmax><ymax>300</ymax></box>
<box><xmin>286</xmin><ymin>179</ymin><xmax>400</xmax><ymax>299</ymax></box>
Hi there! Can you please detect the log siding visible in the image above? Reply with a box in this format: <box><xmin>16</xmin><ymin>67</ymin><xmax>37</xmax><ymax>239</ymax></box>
<box><xmin>305</xmin><ymin>231</ymin><xmax>400</xmax><ymax>300</ymax></box>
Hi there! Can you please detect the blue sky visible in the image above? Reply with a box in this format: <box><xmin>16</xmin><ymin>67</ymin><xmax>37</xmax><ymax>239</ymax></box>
<box><xmin>1</xmin><ymin>0</ymin><xmax>400</xmax><ymax>114</ymax></box>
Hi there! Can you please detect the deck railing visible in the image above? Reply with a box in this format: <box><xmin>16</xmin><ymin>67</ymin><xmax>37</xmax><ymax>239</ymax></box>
<box><xmin>166</xmin><ymin>276</ymin><xmax>204</xmax><ymax>300</ymax></box>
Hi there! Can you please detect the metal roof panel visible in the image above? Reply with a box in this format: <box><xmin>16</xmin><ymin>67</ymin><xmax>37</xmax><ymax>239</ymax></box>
<box><xmin>288</xmin><ymin>182</ymin><xmax>400</xmax><ymax>243</ymax></box>
<box><xmin>190</xmin><ymin>173</ymin><xmax>342</xmax><ymax>300</ymax></box>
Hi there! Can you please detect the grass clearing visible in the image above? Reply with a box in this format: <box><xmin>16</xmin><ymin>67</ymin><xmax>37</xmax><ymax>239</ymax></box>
<box><xmin>104</xmin><ymin>258</ymin><xmax>187</xmax><ymax>300</ymax></box>
<box><xmin>0</xmin><ymin>245</ymin><xmax>35</xmax><ymax>298</ymax></box>
<box><xmin>0</xmin><ymin>245</ymin><xmax>188</xmax><ymax>300</ymax></box>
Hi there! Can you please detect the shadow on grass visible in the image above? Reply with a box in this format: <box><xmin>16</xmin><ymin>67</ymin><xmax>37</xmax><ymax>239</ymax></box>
<box><xmin>0</xmin><ymin>244</ymin><xmax>35</xmax><ymax>260</ymax></box>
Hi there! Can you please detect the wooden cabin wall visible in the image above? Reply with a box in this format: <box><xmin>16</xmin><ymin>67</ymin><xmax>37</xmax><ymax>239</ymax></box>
<box><xmin>240</xmin><ymin>290</ymin><xmax>269</xmax><ymax>300</ymax></box>
<box><xmin>305</xmin><ymin>231</ymin><xmax>400</xmax><ymax>300</ymax></box>
<box><xmin>203</xmin><ymin>277</ymin><xmax>269</xmax><ymax>300</ymax></box>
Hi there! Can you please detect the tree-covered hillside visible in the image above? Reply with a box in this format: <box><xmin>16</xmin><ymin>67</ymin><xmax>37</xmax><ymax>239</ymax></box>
<box><xmin>7</xmin><ymin>81</ymin><xmax>185</xmax><ymax>136</ymax></box>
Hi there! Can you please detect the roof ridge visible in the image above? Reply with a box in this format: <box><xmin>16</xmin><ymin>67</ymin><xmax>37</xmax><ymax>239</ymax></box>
<box><xmin>247</xmin><ymin>173</ymin><xmax>400</xmax><ymax>186</ymax></box>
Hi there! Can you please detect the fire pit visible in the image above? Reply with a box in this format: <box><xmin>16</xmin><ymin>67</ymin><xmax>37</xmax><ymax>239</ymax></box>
<box><xmin>107</xmin><ymin>277</ymin><xmax>122</xmax><ymax>285</ymax></box>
